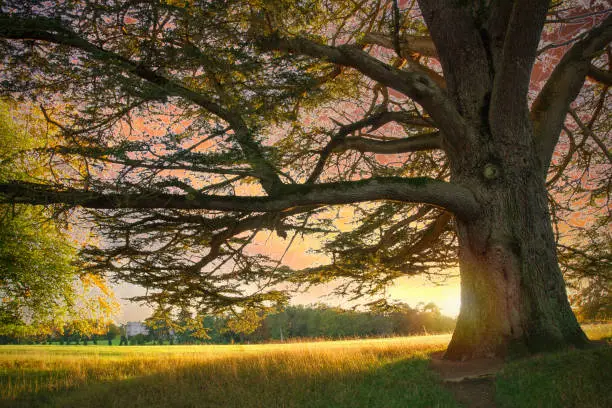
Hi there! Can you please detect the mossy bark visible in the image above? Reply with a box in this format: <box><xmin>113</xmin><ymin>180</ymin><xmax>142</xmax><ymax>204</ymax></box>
<box><xmin>444</xmin><ymin>155</ymin><xmax>588</xmax><ymax>360</ymax></box>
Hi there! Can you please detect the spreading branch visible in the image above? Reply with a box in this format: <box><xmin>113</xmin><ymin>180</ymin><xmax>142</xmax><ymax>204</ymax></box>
<box><xmin>417</xmin><ymin>0</ymin><xmax>493</xmax><ymax>124</ymax></box>
<box><xmin>359</xmin><ymin>32</ymin><xmax>445</xmax><ymax>87</ymax></box>
<box><xmin>0</xmin><ymin>178</ymin><xmax>481</xmax><ymax>220</ymax></box>
<box><xmin>0</xmin><ymin>13</ymin><xmax>283</xmax><ymax>194</ymax></box>
<box><xmin>587</xmin><ymin>64</ymin><xmax>612</xmax><ymax>85</ymax></box>
<box><xmin>337</xmin><ymin>132</ymin><xmax>441</xmax><ymax>155</ymax></box>
<box><xmin>568</xmin><ymin>109</ymin><xmax>612</xmax><ymax>164</ymax></box>
<box><xmin>256</xmin><ymin>32</ymin><xmax>470</xmax><ymax>152</ymax></box>
<box><xmin>306</xmin><ymin>110</ymin><xmax>438</xmax><ymax>184</ymax></box>
<box><xmin>489</xmin><ymin>0</ymin><xmax>550</xmax><ymax>142</ymax></box>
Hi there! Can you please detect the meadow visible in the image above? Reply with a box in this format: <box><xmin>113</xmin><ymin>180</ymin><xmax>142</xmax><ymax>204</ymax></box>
<box><xmin>1</xmin><ymin>325</ymin><xmax>610</xmax><ymax>408</ymax></box>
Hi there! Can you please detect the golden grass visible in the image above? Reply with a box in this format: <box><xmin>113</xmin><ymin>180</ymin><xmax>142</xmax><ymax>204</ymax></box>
<box><xmin>0</xmin><ymin>334</ymin><xmax>455</xmax><ymax>408</ymax></box>
<box><xmin>0</xmin><ymin>324</ymin><xmax>609</xmax><ymax>408</ymax></box>
<box><xmin>581</xmin><ymin>322</ymin><xmax>612</xmax><ymax>341</ymax></box>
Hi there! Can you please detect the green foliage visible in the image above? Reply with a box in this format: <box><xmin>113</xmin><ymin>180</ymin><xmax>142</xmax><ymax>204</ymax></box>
<box><xmin>144</xmin><ymin>304</ymin><xmax>179</xmax><ymax>343</ymax></box>
<box><xmin>0</xmin><ymin>208</ymin><xmax>79</xmax><ymax>331</ymax></box>
<box><xmin>202</xmin><ymin>303</ymin><xmax>455</xmax><ymax>344</ymax></box>
<box><xmin>174</xmin><ymin>308</ymin><xmax>209</xmax><ymax>343</ymax></box>
<box><xmin>106</xmin><ymin>323</ymin><xmax>120</xmax><ymax>340</ymax></box>
<box><xmin>0</xmin><ymin>101</ymin><xmax>117</xmax><ymax>339</ymax></box>
<box><xmin>0</xmin><ymin>102</ymin><xmax>79</xmax><ymax>336</ymax></box>
<box><xmin>561</xmin><ymin>216</ymin><xmax>612</xmax><ymax>322</ymax></box>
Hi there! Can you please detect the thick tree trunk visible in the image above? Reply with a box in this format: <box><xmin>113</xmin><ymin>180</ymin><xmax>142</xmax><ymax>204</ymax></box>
<box><xmin>444</xmin><ymin>157</ymin><xmax>589</xmax><ymax>360</ymax></box>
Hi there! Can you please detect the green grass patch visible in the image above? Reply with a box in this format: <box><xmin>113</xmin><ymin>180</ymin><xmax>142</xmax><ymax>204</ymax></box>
<box><xmin>496</xmin><ymin>347</ymin><xmax>612</xmax><ymax>408</ymax></box>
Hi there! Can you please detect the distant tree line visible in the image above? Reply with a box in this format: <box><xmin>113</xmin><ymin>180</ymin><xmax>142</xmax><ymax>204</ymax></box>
<box><xmin>0</xmin><ymin>303</ymin><xmax>455</xmax><ymax>345</ymax></box>
<box><xmin>0</xmin><ymin>318</ymin><xmax>117</xmax><ymax>345</ymax></box>
<box><xmin>203</xmin><ymin>303</ymin><xmax>456</xmax><ymax>344</ymax></box>
<box><xmin>139</xmin><ymin>302</ymin><xmax>457</xmax><ymax>345</ymax></box>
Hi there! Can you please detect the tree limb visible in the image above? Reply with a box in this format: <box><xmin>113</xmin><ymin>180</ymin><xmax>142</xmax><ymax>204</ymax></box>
<box><xmin>587</xmin><ymin>64</ymin><xmax>612</xmax><ymax>85</ymax></box>
<box><xmin>306</xmin><ymin>110</ymin><xmax>437</xmax><ymax>184</ymax></box>
<box><xmin>337</xmin><ymin>132</ymin><xmax>441</xmax><ymax>154</ymax></box>
<box><xmin>389</xmin><ymin>211</ymin><xmax>452</xmax><ymax>262</ymax></box>
<box><xmin>0</xmin><ymin>13</ymin><xmax>284</xmax><ymax>194</ymax></box>
<box><xmin>360</xmin><ymin>32</ymin><xmax>445</xmax><ymax>88</ymax></box>
<box><xmin>568</xmin><ymin>109</ymin><xmax>612</xmax><ymax>164</ymax></box>
<box><xmin>490</xmin><ymin>0</ymin><xmax>550</xmax><ymax>144</ymax></box>
<box><xmin>256</xmin><ymin>33</ymin><xmax>470</xmax><ymax>152</ymax></box>
<box><xmin>0</xmin><ymin>178</ymin><xmax>481</xmax><ymax>220</ymax></box>
<box><xmin>360</xmin><ymin>32</ymin><xmax>438</xmax><ymax>58</ymax></box>
<box><xmin>417</xmin><ymin>0</ymin><xmax>492</xmax><ymax>124</ymax></box>
<box><xmin>532</xmin><ymin>14</ymin><xmax>612</xmax><ymax>171</ymax></box>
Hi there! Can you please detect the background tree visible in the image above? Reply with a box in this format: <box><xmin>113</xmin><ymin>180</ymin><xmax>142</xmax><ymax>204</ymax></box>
<box><xmin>0</xmin><ymin>1</ymin><xmax>609</xmax><ymax>359</ymax></box>
<box><xmin>105</xmin><ymin>322</ymin><xmax>121</xmax><ymax>345</ymax></box>
<box><xmin>0</xmin><ymin>101</ymin><xmax>117</xmax><ymax>339</ymax></box>
<box><xmin>145</xmin><ymin>304</ymin><xmax>177</xmax><ymax>345</ymax></box>
<box><xmin>174</xmin><ymin>307</ymin><xmax>209</xmax><ymax>344</ymax></box>
<box><xmin>193</xmin><ymin>304</ymin><xmax>454</xmax><ymax>344</ymax></box>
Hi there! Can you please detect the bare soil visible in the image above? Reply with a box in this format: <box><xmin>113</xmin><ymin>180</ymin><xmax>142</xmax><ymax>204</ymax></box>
<box><xmin>429</xmin><ymin>351</ymin><xmax>504</xmax><ymax>408</ymax></box>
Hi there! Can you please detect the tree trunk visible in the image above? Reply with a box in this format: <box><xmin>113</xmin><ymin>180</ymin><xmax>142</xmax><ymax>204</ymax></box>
<box><xmin>444</xmin><ymin>154</ymin><xmax>589</xmax><ymax>360</ymax></box>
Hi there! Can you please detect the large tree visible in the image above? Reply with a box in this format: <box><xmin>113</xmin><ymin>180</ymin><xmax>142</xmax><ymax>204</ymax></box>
<box><xmin>0</xmin><ymin>1</ymin><xmax>609</xmax><ymax>359</ymax></box>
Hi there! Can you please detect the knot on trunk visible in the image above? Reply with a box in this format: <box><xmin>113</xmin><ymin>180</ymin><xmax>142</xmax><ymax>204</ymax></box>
<box><xmin>482</xmin><ymin>163</ymin><xmax>500</xmax><ymax>180</ymax></box>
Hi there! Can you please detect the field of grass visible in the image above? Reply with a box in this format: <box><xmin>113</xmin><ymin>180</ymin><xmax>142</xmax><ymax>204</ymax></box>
<box><xmin>0</xmin><ymin>324</ymin><xmax>610</xmax><ymax>408</ymax></box>
<box><xmin>0</xmin><ymin>334</ymin><xmax>458</xmax><ymax>408</ymax></box>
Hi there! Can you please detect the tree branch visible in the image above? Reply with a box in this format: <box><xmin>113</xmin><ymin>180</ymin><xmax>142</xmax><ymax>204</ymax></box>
<box><xmin>360</xmin><ymin>32</ymin><xmax>445</xmax><ymax>87</ymax></box>
<box><xmin>0</xmin><ymin>178</ymin><xmax>481</xmax><ymax>220</ymax></box>
<box><xmin>338</xmin><ymin>132</ymin><xmax>441</xmax><ymax>154</ymax></box>
<box><xmin>0</xmin><ymin>13</ymin><xmax>284</xmax><ymax>194</ymax></box>
<box><xmin>568</xmin><ymin>109</ymin><xmax>612</xmax><ymax>164</ymax></box>
<box><xmin>532</xmin><ymin>14</ymin><xmax>612</xmax><ymax>171</ymax></box>
<box><xmin>417</xmin><ymin>0</ymin><xmax>492</xmax><ymax>124</ymax></box>
<box><xmin>306</xmin><ymin>110</ymin><xmax>437</xmax><ymax>184</ymax></box>
<box><xmin>490</xmin><ymin>0</ymin><xmax>550</xmax><ymax>142</ymax></box>
<box><xmin>256</xmin><ymin>33</ymin><xmax>470</xmax><ymax>151</ymax></box>
<box><xmin>360</xmin><ymin>32</ymin><xmax>438</xmax><ymax>58</ymax></box>
<box><xmin>389</xmin><ymin>211</ymin><xmax>452</xmax><ymax>262</ymax></box>
<box><xmin>587</xmin><ymin>64</ymin><xmax>612</xmax><ymax>85</ymax></box>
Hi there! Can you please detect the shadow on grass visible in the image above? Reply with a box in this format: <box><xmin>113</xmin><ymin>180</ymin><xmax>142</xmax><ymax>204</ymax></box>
<box><xmin>2</xmin><ymin>354</ymin><xmax>460</xmax><ymax>408</ymax></box>
<box><xmin>495</xmin><ymin>346</ymin><xmax>612</xmax><ymax>408</ymax></box>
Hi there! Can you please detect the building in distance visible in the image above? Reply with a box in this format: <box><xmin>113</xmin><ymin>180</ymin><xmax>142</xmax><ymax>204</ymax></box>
<box><xmin>125</xmin><ymin>321</ymin><xmax>149</xmax><ymax>337</ymax></box>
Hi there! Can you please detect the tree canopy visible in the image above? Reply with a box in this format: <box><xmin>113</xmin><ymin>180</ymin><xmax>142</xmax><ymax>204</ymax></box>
<box><xmin>0</xmin><ymin>0</ymin><xmax>609</xmax><ymax>358</ymax></box>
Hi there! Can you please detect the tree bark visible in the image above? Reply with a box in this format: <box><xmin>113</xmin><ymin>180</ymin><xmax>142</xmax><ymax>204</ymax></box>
<box><xmin>445</xmin><ymin>153</ymin><xmax>588</xmax><ymax>360</ymax></box>
<box><xmin>414</xmin><ymin>0</ymin><xmax>594</xmax><ymax>360</ymax></box>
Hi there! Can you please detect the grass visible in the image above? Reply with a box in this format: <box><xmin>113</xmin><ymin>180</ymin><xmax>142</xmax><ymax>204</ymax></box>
<box><xmin>494</xmin><ymin>323</ymin><xmax>612</xmax><ymax>408</ymax></box>
<box><xmin>0</xmin><ymin>334</ymin><xmax>459</xmax><ymax>408</ymax></box>
<box><xmin>496</xmin><ymin>347</ymin><xmax>612</xmax><ymax>408</ymax></box>
<box><xmin>581</xmin><ymin>322</ymin><xmax>612</xmax><ymax>341</ymax></box>
<box><xmin>0</xmin><ymin>324</ymin><xmax>610</xmax><ymax>408</ymax></box>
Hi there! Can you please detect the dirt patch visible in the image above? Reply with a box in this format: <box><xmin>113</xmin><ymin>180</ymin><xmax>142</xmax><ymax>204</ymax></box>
<box><xmin>429</xmin><ymin>351</ymin><xmax>504</xmax><ymax>408</ymax></box>
<box><xmin>429</xmin><ymin>351</ymin><xmax>504</xmax><ymax>381</ymax></box>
